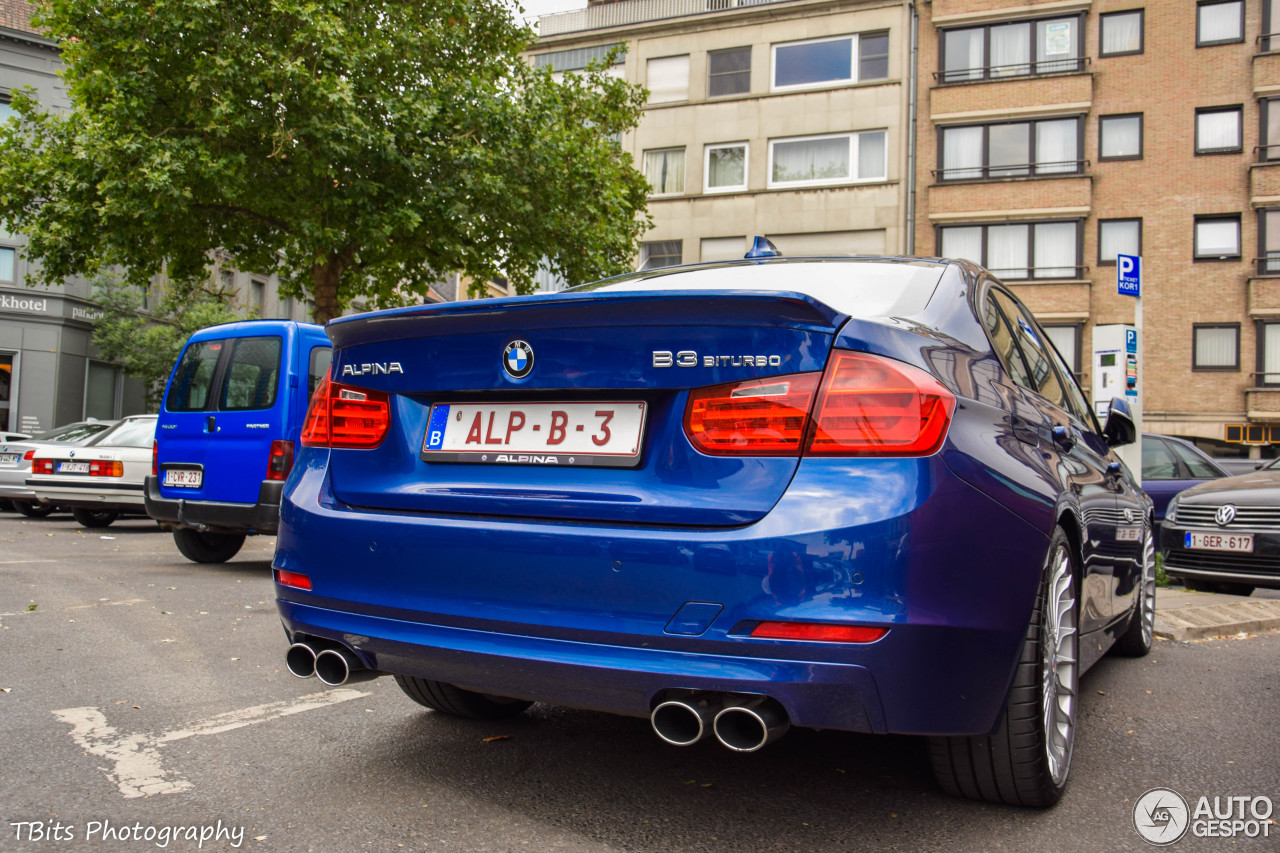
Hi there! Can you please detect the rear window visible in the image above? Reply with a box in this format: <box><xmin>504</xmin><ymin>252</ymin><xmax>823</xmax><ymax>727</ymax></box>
<box><xmin>580</xmin><ymin>259</ymin><xmax>947</xmax><ymax>318</ymax></box>
<box><xmin>91</xmin><ymin>418</ymin><xmax>157</xmax><ymax>448</ymax></box>
<box><xmin>220</xmin><ymin>337</ymin><xmax>282</xmax><ymax>411</ymax></box>
<box><xmin>30</xmin><ymin>422</ymin><xmax>112</xmax><ymax>443</ymax></box>
<box><xmin>167</xmin><ymin>340</ymin><xmax>224</xmax><ymax>412</ymax></box>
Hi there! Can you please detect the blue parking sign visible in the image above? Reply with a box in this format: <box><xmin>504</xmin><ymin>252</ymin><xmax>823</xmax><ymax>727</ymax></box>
<box><xmin>1118</xmin><ymin>254</ymin><xmax>1141</xmax><ymax>297</ymax></box>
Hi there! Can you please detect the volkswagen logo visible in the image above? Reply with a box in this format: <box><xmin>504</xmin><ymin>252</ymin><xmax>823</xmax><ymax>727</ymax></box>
<box><xmin>503</xmin><ymin>340</ymin><xmax>534</xmax><ymax>379</ymax></box>
<box><xmin>1215</xmin><ymin>504</ymin><xmax>1237</xmax><ymax>526</ymax></box>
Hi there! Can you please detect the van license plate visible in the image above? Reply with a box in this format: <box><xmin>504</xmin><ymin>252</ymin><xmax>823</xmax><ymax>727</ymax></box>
<box><xmin>1185</xmin><ymin>532</ymin><xmax>1253</xmax><ymax>553</ymax></box>
<box><xmin>163</xmin><ymin>468</ymin><xmax>203</xmax><ymax>488</ymax></box>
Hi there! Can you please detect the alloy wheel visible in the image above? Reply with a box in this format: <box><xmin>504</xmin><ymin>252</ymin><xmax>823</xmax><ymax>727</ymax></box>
<box><xmin>1042</xmin><ymin>545</ymin><xmax>1078</xmax><ymax>786</ymax></box>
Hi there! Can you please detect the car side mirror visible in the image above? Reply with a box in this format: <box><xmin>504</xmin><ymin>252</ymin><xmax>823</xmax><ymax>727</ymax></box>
<box><xmin>1103</xmin><ymin>396</ymin><xmax>1136</xmax><ymax>447</ymax></box>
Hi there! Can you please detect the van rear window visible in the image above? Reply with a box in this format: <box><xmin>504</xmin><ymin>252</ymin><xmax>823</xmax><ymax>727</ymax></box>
<box><xmin>221</xmin><ymin>337</ymin><xmax>282</xmax><ymax>411</ymax></box>
<box><xmin>166</xmin><ymin>340</ymin><xmax>224</xmax><ymax>412</ymax></box>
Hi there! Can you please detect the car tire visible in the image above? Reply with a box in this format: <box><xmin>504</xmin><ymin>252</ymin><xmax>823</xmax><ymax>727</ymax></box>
<box><xmin>172</xmin><ymin>529</ymin><xmax>246</xmax><ymax>563</ymax></box>
<box><xmin>929</xmin><ymin>526</ymin><xmax>1079</xmax><ymax>807</ymax></box>
<box><xmin>1114</xmin><ymin>525</ymin><xmax>1156</xmax><ymax>657</ymax></box>
<box><xmin>0</xmin><ymin>498</ymin><xmax>13</xmax><ymax>512</ymax></box>
<box><xmin>394</xmin><ymin>675</ymin><xmax>533</xmax><ymax>720</ymax></box>
<box><xmin>13</xmin><ymin>501</ymin><xmax>54</xmax><ymax>518</ymax></box>
<box><xmin>71</xmin><ymin>508</ymin><xmax>118</xmax><ymax>528</ymax></box>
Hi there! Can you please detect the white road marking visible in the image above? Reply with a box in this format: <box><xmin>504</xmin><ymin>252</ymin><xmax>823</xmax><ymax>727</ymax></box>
<box><xmin>0</xmin><ymin>559</ymin><xmax>57</xmax><ymax>564</ymax></box>
<box><xmin>53</xmin><ymin>688</ymin><xmax>368</xmax><ymax>798</ymax></box>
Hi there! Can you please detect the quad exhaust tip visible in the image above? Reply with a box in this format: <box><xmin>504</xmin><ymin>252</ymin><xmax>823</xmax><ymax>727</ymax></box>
<box><xmin>285</xmin><ymin>643</ymin><xmax>317</xmax><ymax>679</ymax></box>
<box><xmin>713</xmin><ymin>697</ymin><xmax>790</xmax><ymax>753</ymax></box>
<box><xmin>650</xmin><ymin>693</ymin><xmax>790</xmax><ymax>752</ymax></box>
<box><xmin>285</xmin><ymin>641</ymin><xmax>382</xmax><ymax>686</ymax></box>
<box><xmin>651</xmin><ymin>696</ymin><xmax>718</xmax><ymax>746</ymax></box>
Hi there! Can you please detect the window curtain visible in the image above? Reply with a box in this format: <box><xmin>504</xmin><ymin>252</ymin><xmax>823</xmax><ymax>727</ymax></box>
<box><xmin>1195</xmin><ymin>328</ymin><xmax>1237</xmax><ymax>367</ymax></box>
<box><xmin>939</xmin><ymin>226</ymin><xmax>982</xmax><ymax>264</ymax></box>
<box><xmin>1198</xmin><ymin>111</ymin><xmax>1239</xmax><ymax>150</ymax></box>
<box><xmin>1103</xmin><ymin>12</ymin><xmax>1142</xmax><ymax>53</ymax></box>
<box><xmin>989</xmin><ymin>224</ymin><xmax>1029</xmax><ymax>278</ymax></box>
<box><xmin>856</xmin><ymin>131</ymin><xmax>886</xmax><ymax>179</ymax></box>
<box><xmin>1266</xmin><ymin>210</ymin><xmax>1280</xmax><ymax>273</ymax></box>
<box><xmin>645</xmin><ymin>149</ymin><xmax>685</xmax><ymax>194</ymax></box>
<box><xmin>1102</xmin><ymin>116</ymin><xmax>1141</xmax><ymax>158</ymax></box>
<box><xmin>1035</xmin><ymin>119</ymin><xmax>1077</xmax><ymax>174</ymax></box>
<box><xmin>647</xmin><ymin>55</ymin><xmax>690</xmax><ymax>103</ymax></box>
<box><xmin>1043</xmin><ymin>326</ymin><xmax>1077</xmax><ymax>373</ymax></box>
<box><xmin>990</xmin><ymin>23</ymin><xmax>1030</xmax><ymax>77</ymax></box>
<box><xmin>1267</xmin><ymin>100</ymin><xmax>1280</xmax><ymax>160</ymax></box>
<box><xmin>1266</xmin><ymin>324</ymin><xmax>1280</xmax><ymax>383</ymax></box>
<box><xmin>1034</xmin><ymin>222</ymin><xmax>1076</xmax><ymax>278</ymax></box>
<box><xmin>1100</xmin><ymin>220</ymin><xmax>1140</xmax><ymax>262</ymax></box>
<box><xmin>1199</xmin><ymin>1</ymin><xmax>1242</xmax><ymax>42</ymax></box>
<box><xmin>943</xmin><ymin>29</ymin><xmax>984</xmax><ymax>81</ymax></box>
<box><xmin>772</xmin><ymin>137</ymin><xmax>849</xmax><ymax>183</ymax></box>
<box><xmin>942</xmin><ymin>126</ymin><xmax>983</xmax><ymax>179</ymax></box>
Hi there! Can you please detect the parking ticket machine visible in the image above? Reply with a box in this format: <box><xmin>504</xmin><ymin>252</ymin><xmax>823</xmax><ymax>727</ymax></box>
<box><xmin>1092</xmin><ymin>324</ymin><xmax>1141</xmax><ymax>476</ymax></box>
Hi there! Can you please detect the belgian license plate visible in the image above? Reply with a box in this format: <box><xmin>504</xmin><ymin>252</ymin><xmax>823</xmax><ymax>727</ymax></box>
<box><xmin>0</xmin><ymin>453</ymin><xmax>18</xmax><ymax>464</ymax></box>
<box><xmin>58</xmin><ymin>461</ymin><xmax>90</xmax><ymax>474</ymax></box>
<box><xmin>163</xmin><ymin>468</ymin><xmax>203</xmax><ymax>488</ymax></box>
<box><xmin>1185</xmin><ymin>532</ymin><xmax>1253</xmax><ymax>553</ymax></box>
<box><xmin>422</xmin><ymin>401</ymin><xmax>646</xmax><ymax>467</ymax></box>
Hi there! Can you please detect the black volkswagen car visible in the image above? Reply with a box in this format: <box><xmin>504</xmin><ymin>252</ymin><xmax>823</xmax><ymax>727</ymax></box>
<box><xmin>1160</xmin><ymin>458</ymin><xmax>1280</xmax><ymax>596</ymax></box>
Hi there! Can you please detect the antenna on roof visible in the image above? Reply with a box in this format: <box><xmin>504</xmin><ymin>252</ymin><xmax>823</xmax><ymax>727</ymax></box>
<box><xmin>744</xmin><ymin>236</ymin><xmax>782</xmax><ymax>259</ymax></box>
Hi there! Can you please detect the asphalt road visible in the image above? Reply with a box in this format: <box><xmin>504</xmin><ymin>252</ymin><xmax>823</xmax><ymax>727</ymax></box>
<box><xmin>1</xmin><ymin>512</ymin><xmax>1277</xmax><ymax>853</ymax></box>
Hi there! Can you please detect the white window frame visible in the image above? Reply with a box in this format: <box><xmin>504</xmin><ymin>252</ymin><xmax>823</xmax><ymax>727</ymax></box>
<box><xmin>704</xmin><ymin>142</ymin><xmax>749</xmax><ymax>193</ymax></box>
<box><xmin>771</xmin><ymin>34</ymin><xmax>858</xmax><ymax>93</ymax></box>
<box><xmin>767</xmin><ymin>130</ymin><xmax>887</xmax><ymax>189</ymax></box>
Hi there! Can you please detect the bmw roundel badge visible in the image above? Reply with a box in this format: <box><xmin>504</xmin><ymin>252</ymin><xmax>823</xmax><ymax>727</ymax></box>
<box><xmin>503</xmin><ymin>340</ymin><xmax>534</xmax><ymax>379</ymax></box>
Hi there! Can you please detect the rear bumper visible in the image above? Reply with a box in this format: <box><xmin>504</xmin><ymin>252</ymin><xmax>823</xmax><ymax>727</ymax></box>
<box><xmin>145</xmin><ymin>475</ymin><xmax>284</xmax><ymax>534</ymax></box>
<box><xmin>28</xmin><ymin>481</ymin><xmax>145</xmax><ymax>512</ymax></box>
<box><xmin>274</xmin><ymin>453</ymin><xmax>1052</xmax><ymax>737</ymax></box>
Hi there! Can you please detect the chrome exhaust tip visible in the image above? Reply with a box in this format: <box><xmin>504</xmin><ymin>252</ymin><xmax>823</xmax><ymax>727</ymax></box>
<box><xmin>651</xmin><ymin>696</ymin><xmax>719</xmax><ymax>746</ymax></box>
<box><xmin>314</xmin><ymin>647</ymin><xmax>380</xmax><ymax>686</ymax></box>
<box><xmin>285</xmin><ymin>643</ymin><xmax>317</xmax><ymax>679</ymax></box>
<box><xmin>713</xmin><ymin>697</ymin><xmax>790</xmax><ymax>753</ymax></box>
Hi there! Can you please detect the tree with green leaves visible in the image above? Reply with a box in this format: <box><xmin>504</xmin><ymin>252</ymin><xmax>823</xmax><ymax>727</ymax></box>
<box><xmin>89</xmin><ymin>274</ymin><xmax>251</xmax><ymax>408</ymax></box>
<box><xmin>0</xmin><ymin>0</ymin><xmax>651</xmax><ymax>323</ymax></box>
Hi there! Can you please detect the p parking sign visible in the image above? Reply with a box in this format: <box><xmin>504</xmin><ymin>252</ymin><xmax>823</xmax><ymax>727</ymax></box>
<box><xmin>1118</xmin><ymin>254</ymin><xmax>1141</xmax><ymax>297</ymax></box>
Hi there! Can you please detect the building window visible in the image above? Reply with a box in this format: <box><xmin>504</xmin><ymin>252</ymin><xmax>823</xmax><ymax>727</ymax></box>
<box><xmin>704</xmin><ymin>142</ymin><xmax>748</xmax><ymax>193</ymax></box>
<box><xmin>939</xmin><ymin>16</ymin><xmax>1083</xmax><ymax>83</ymax></box>
<box><xmin>1098</xmin><ymin>219</ymin><xmax>1142</xmax><ymax>264</ymax></box>
<box><xmin>1260</xmin><ymin>322</ymin><xmax>1280</xmax><ymax>385</ymax></box>
<box><xmin>644</xmin><ymin>147</ymin><xmax>685</xmax><ymax>195</ymax></box>
<box><xmin>708</xmin><ymin>47</ymin><xmax>751</xmax><ymax>97</ymax></box>
<box><xmin>938</xmin><ymin>117</ymin><xmax>1080</xmax><ymax>180</ymax></box>
<box><xmin>640</xmin><ymin>240</ymin><xmax>682</xmax><ymax>270</ymax></box>
<box><xmin>1193</xmin><ymin>324</ymin><xmax>1240</xmax><ymax>370</ymax></box>
<box><xmin>938</xmin><ymin>221</ymin><xmax>1081</xmax><ymax>280</ymax></box>
<box><xmin>219</xmin><ymin>269</ymin><xmax>235</xmax><ymax>292</ymax></box>
<box><xmin>772</xmin><ymin>33</ymin><xmax>888</xmax><ymax>91</ymax></box>
<box><xmin>1043</xmin><ymin>324</ymin><xmax>1081</xmax><ymax>374</ymax></box>
<box><xmin>1194</xmin><ymin>215</ymin><xmax>1242</xmax><ymax>260</ymax></box>
<box><xmin>0</xmin><ymin>97</ymin><xmax>14</xmax><ymax>122</ymax></box>
<box><xmin>533</xmin><ymin>43</ymin><xmax>626</xmax><ymax>77</ymax></box>
<box><xmin>1196</xmin><ymin>106</ymin><xmax>1243</xmax><ymax>153</ymax></box>
<box><xmin>1197</xmin><ymin>0</ymin><xmax>1244</xmax><ymax>46</ymax></box>
<box><xmin>1099</xmin><ymin>113</ymin><xmax>1143</xmax><ymax>160</ymax></box>
<box><xmin>1266</xmin><ymin>0</ymin><xmax>1280</xmax><ymax>51</ymax></box>
<box><xmin>0</xmin><ymin>247</ymin><xmax>13</xmax><ymax>283</ymax></box>
<box><xmin>1100</xmin><ymin>10</ymin><xmax>1144</xmax><ymax>56</ymax></box>
<box><xmin>249</xmin><ymin>279</ymin><xmax>265</xmax><ymax>312</ymax></box>
<box><xmin>647</xmin><ymin>55</ymin><xmax>690</xmax><ymax>104</ymax></box>
<box><xmin>1258</xmin><ymin>209</ymin><xmax>1280</xmax><ymax>274</ymax></box>
<box><xmin>1262</xmin><ymin>98</ymin><xmax>1280</xmax><ymax>161</ymax></box>
<box><xmin>768</xmin><ymin>131</ymin><xmax>886</xmax><ymax>187</ymax></box>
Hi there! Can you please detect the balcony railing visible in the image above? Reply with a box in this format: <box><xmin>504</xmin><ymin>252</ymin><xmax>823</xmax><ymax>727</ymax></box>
<box><xmin>1257</xmin><ymin>32</ymin><xmax>1280</xmax><ymax>52</ymax></box>
<box><xmin>933</xmin><ymin>57</ymin><xmax>1089</xmax><ymax>84</ymax></box>
<box><xmin>538</xmin><ymin>0</ymin><xmax>792</xmax><ymax>37</ymax></box>
<box><xmin>932</xmin><ymin>160</ymin><xmax>1088</xmax><ymax>181</ymax></box>
<box><xmin>1256</xmin><ymin>255</ymin><xmax>1280</xmax><ymax>276</ymax></box>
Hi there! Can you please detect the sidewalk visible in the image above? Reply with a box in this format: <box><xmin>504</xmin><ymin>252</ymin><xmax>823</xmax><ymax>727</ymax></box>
<box><xmin>1155</xmin><ymin>586</ymin><xmax>1280</xmax><ymax>641</ymax></box>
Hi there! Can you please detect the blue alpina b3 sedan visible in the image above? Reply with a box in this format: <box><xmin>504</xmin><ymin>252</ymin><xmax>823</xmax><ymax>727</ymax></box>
<box><xmin>274</xmin><ymin>250</ymin><xmax>1153</xmax><ymax>807</ymax></box>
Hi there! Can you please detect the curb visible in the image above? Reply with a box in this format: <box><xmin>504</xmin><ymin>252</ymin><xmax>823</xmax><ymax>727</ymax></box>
<box><xmin>1154</xmin><ymin>599</ymin><xmax>1280</xmax><ymax>641</ymax></box>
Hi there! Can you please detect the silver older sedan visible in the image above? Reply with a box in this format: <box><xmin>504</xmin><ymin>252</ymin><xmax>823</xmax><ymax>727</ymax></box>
<box><xmin>0</xmin><ymin>420</ymin><xmax>116</xmax><ymax>516</ymax></box>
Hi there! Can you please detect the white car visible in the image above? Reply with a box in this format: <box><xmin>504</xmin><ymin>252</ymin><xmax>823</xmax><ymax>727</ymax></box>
<box><xmin>27</xmin><ymin>415</ymin><xmax>157</xmax><ymax>528</ymax></box>
<box><xmin>0</xmin><ymin>420</ymin><xmax>117</xmax><ymax>516</ymax></box>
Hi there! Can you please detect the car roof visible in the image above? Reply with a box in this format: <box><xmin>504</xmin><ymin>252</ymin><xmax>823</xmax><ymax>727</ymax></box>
<box><xmin>187</xmin><ymin>319</ymin><xmax>327</xmax><ymax>341</ymax></box>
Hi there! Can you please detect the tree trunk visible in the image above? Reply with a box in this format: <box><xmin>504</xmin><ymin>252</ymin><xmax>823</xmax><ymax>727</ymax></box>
<box><xmin>309</xmin><ymin>251</ymin><xmax>349</xmax><ymax>324</ymax></box>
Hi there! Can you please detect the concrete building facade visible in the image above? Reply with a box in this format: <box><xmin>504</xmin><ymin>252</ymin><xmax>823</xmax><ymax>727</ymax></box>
<box><xmin>534</xmin><ymin>0</ymin><xmax>919</xmax><ymax>267</ymax></box>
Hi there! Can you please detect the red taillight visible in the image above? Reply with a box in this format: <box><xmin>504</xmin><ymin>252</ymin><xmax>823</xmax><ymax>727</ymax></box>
<box><xmin>274</xmin><ymin>569</ymin><xmax>312</xmax><ymax>591</ymax></box>
<box><xmin>806</xmin><ymin>353</ymin><xmax>955</xmax><ymax>456</ymax></box>
<box><xmin>685</xmin><ymin>374</ymin><xmax>820</xmax><ymax>455</ymax></box>
<box><xmin>23</xmin><ymin>450</ymin><xmax>35</xmax><ymax>461</ymax></box>
<box><xmin>89</xmin><ymin>460</ymin><xmax>123</xmax><ymax>477</ymax></box>
<box><xmin>32</xmin><ymin>458</ymin><xmax>54</xmax><ymax>474</ymax></box>
<box><xmin>152</xmin><ymin>440</ymin><xmax>158</xmax><ymax>476</ymax></box>
<box><xmin>750</xmin><ymin>621</ymin><xmax>887</xmax><ymax>643</ymax></box>
<box><xmin>300</xmin><ymin>371</ymin><xmax>390</xmax><ymax>449</ymax></box>
<box><xmin>266</xmin><ymin>440</ymin><xmax>295</xmax><ymax>481</ymax></box>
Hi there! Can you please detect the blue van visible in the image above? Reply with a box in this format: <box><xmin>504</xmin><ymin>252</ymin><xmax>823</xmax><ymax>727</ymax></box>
<box><xmin>145</xmin><ymin>320</ymin><xmax>331</xmax><ymax>563</ymax></box>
